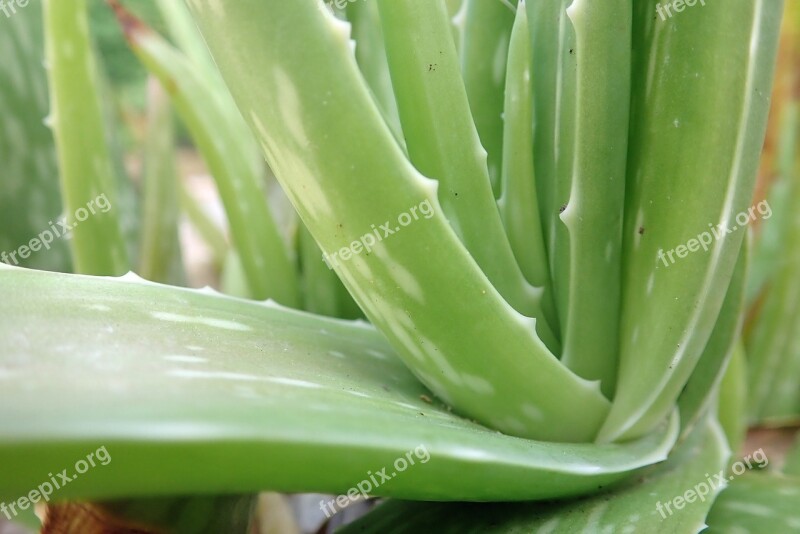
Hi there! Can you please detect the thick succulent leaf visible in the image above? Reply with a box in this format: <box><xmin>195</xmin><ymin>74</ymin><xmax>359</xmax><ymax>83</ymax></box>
<box><xmin>678</xmin><ymin>243</ymin><xmax>747</xmax><ymax>442</ymax></box>
<box><xmin>340</xmin><ymin>418</ymin><xmax>729</xmax><ymax>534</ymax></box>
<box><xmin>552</xmin><ymin>0</ymin><xmax>630</xmax><ymax>396</ymax></box>
<box><xmin>345</xmin><ymin>0</ymin><xmax>403</xmax><ymax>148</ymax></box>
<box><xmin>44</xmin><ymin>0</ymin><xmax>129</xmax><ymax>275</ymax></box>
<box><xmin>0</xmin><ymin>2</ymin><xmax>72</xmax><ymax>273</ymax></box>
<box><xmin>496</xmin><ymin>6</ymin><xmax>554</xmax><ymax>320</ymax></box>
<box><xmin>0</xmin><ymin>266</ymin><xmax>676</xmax><ymax>502</ymax></box>
<box><xmin>459</xmin><ymin>0</ymin><xmax>516</xmax><ymax>196</ymax></box>
<box><xmin>111</xmin><ymin>3</ymin><xmax>300</xmax><ymax>306</ymax></box>
<box><xmin>184</xmin><ymin>0</ymin><xmax>611</xmax><ymax>442</ymax></box>
<box><xmin>600</xmin><ymin>0</ymin><xmax>783</xmax><ymax>442</ymax></box>
<box><xmin>705</xmin><ymin>472</ymin><xmax>800</xmax><ymax>533</ymax></box>
<box><xmin>525</xmin><ymin>0</ymin><xmax>573</xmax><ymax>273</ymax></box>
<box><xmin>377</xmin><ymin>0</ymin><xmax>559</xmax><ymax>351</ymax></box>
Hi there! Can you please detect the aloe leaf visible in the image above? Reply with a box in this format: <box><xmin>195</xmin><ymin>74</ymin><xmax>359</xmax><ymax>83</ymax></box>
<box><xmin>746</xmin><ymin>100</ymin><xmax>800</xmax><ymax>423</ymax></box>
<box><xmin>110</xmin><ymin>4</ymin><xmax>300</xmax><ymax>307</ymax></box>
<box><xmin>705</xmin><ymin>472</ymin><xmax>800</xmax><ymax>533</ymax></box>
<box><xmin>377</xmin><ymin>0</ymin><xmax>560</xmax><ymax>351</ymax></box>
<box><xmin>0</xmin><ymin>4</ymin><xmax>72</xmax><ymax>273</ymax></box>
<box><xmin>677</xmin><ymin>244</ymin><xmax>748</xmax><ymax>442</ymax></box>
<box><xmin>746</xmin><ymin>103</ymin><xmax>798</xmax><ymax>304</ymax></box>
<box><xmin>346</xmin><ymin>0</ymin><xmax>403</xmax><ymax>147</ymax></box>
<box><xmin>340</xmin><ymin>417</ymin><xmax>729</xmax><ymax>534</ymax></box>
<box><xmin>525</xmin><ymin>0</ymin><xmax>573</xmax><ymax>272</ymax></box>
<box><xmin>496</xmin><ymin>5</ymin><xmax>554</xmax><ymax>323</ymax></box>
<box><xmin>716</xmin><ymin>343</ymin><xmax>748</xmax><ymax>453</ymax></box>
<box><xmin>460</xmin><ymin>0</ymin><xmax>516</xmax><ymax>196</ymax></box>
<box><xmin>0</xmin><ymin>265</ymin><xmax>676</xmax><ymax>501</ymax></box>
<box><xmin>551</xmin><ymin>0</ymin><xmax>630</xmax><ymax>396</ymax></box>
<box><xmin>299</xmin><ymin>224</ymin><xmax>361</xmax><ymax>319</ymax></box>
<box><xmin>138</xmin><ymin>77</ymin><xmax>184</xmax><ymax>285</ymax></box>
<box><xmin>152</xmin><ymin>0</ymin><xmax>215</xmax><ymax>78</ymax></box>
<box><xmin>184</xmin><ymin>0</ymin><xmax>611</xmax><ymax>442</ymax></box>
<box><xmin>43</xmin><ymin>0</ymin><xmax>129</xmax><ymax>275</ymax></box>
<box><xmin>599</xmin><ymin>0</ymin><xmax>783</xmax><ymax>442</ymax></box>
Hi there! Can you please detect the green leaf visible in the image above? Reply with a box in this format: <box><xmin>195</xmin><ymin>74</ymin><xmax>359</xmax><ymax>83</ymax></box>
<box><xmin>677</xmin><ymin>243</ymin><xmax>748</xmax><ymax>443</ymax></box>
<box><xmin>339</xmin><ymin>417</ymin><xmax>729</xmax><ymax>533</ymax></box>
<box><xmin>184</xmin><ymin>0</ymin><xmax>610</xmax><ymax>442</ymax></box>
<box><xmin>551</xmin><ymin>0</ymin><xmax>631</xmax><ymax>396</ymax></box>
<box><xmin>0</xmin><ymin>265</ymin><xmax>676</xmax><ymax>502</ymax></box>
<box><xmin>377</xmin><ymin>0</ymin><xmax>559</xmax><ymax>352</ymax></box>
<box><xmin>138</xmin><ymin>77</ymin><xmax>184</xmax><ymax>285</ymax></box>
<box><xmin>705</xmin><ymin>472</ymin><xmax>800</xmax><ymax>533</ymax></box>
<box><xmin>497</xmin><ymin>5</ymin><xmax>555</xmax><ymax>323</ymax></box>
<box><xmin>346</xmin><ymin>0</ymin><xmax>403</xmax><ymax>148</ymax></box>
<box><xmin>746</xmin><ymin>101</ymin><xmax>800</xmax><ymax>424</ymax></box>
<box><xmin>460</xmin><ymin>0</ymin><xmax>516</xmax><ymax>196</ymax></box>
<box><xmin>111</xmin><ymin>3</ymin><xmax>300</xmax><ymax>306</ymax></box>
<box><xmin>44</xmin><ymin>0</ymin><xmax>129</xmax><ymax>275</ymax></box>
<box><xmin>599</xmin><ymin>0</ymin><xmax>783</xmax><ymax>442</ymax></box>
<box><xmin>0</xmin><ymin>2</ymin><xmax>72</xmax><ymax>273</ymax></box>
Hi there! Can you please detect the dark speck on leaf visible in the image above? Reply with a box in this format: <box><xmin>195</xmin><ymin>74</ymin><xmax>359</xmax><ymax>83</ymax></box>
<box><xmin>559</xmin><ymin>204</ymin><xmax>567</xmax><ymax>213</ymax></box>
<box><xmin>639</xmin><ymin>226</ymin><xmax>645</xmax><ymax>235</ymax></box>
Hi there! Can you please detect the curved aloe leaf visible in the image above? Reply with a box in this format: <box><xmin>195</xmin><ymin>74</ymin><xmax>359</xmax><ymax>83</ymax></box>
<box><xmin>677</xmin><ymin>243</ymin><xmax>747</xmax><ymax>442</ymax></box>
<box><xmin>111</xmin><ymin>3</ymin><xmax>300</xmax><ymax>306</ymax></box>
<box><xmin>460</xmin><ymin>0</ymin><xmax>516</xmax><ymax>196</ymax></box>
<box><xmin>497</xmin><ymin>6</ymin><xmax>554</xmax><ymax>318</ymax></box>
<box><xmin>184</xmin><ymin>0</ymin><xmax>611</xmax><ymax>442</ymax></box>
<box><xmin>377</xmin><ymin>0</ymin><xmax>559</xmax><ymax>352</ymax></box>
<box><xmin>525</xmin><ymin>0</ymin><xmax>572</xmax><ymax>272</ymax></box>
<box><xmin>345</xmin><ymin>0</ymin><xmax>403</xmax><ymax>148</ymax></box>
<box><xmin>599</xmin><ymin>0</ymin><xmax>783</xmax><ymax>442</ymax></box>
<box><xmin>340</xmin><ymin>418</ymin><xmax>729</xmax><ymax>534</ymax></box>
<box><xmin>0</xmin><ymin>265</ymin><xmax>676</xmax><ymax>502</ymax></box>
<box><xmin>705</xmin><ymin>472</ymin><xmax>800</xmax><ymax>533</ymax></box>
<box><xmin>0</xmin><ymin>3</ymin><xmax>72</xmax><ymax>273</ymax></box>
<box><xmin>138</xmin><ymin>78</ymin><xmax>184</xmax><ymax>285</ymax></box>
<box><xmin>44</xmin><ymin>0</ymin><xmax>129</xmax><ymax>275</ymax></box>
<box><xmin>551</xmin><ymin>0</ymin><xmax>630</xmax><ymax>396</ymax></box>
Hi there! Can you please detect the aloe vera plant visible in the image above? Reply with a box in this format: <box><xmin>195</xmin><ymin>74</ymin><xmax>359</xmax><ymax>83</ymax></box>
<box><xmin>1</xmin><ymin>0</ymin><xmax>798</xmax><ymax>532</ymax></box>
